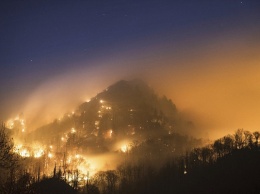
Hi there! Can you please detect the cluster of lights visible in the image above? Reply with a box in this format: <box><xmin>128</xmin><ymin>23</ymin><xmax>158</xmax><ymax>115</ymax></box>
<box><xmin>60</xmin><ymin>127</ymin><xmax>78</xmax><ymax>142</ymax></box>
<box><xmin>7</xmin><ymin>104</ymin><xmax>136</xmax><ymax>190</ymax></box>
<box><xmin>96</xmin><ymin>99</ymin><xmax>114</xmax><ymax>138</ymax></box>
<box><xmin>7</xmin><ymin>103</ymin><xmax>136</xmax><ymax>187</ymax></box>
<box><xmin>34</xmin><ymin>149</ymin><xmax>44</xmax><ymax>158</ymax></box>
<box><xmin>99</xmin><ymin>99</ymin><xmax>112</xmax><ymax>111</ymax></box>
<box><xmin>7</xmin><ymin>115</ymin><xmax>26</xmax><ymax>132</ymax></box>
<box><xmin>14</xmin><ymin>144</ymin><xmax>45</xmax><ymax>158</ymax></box>
<box><xmin>20</xmin><ymin>148</ymin><xmax>30</xmax><ymax>157</ymax></box>
<box><xmin>14</xmin><ymin>141</ymin><xmax>96</xmax><ymax>182</ymax></box>
<box><xmin>101</xmin><ymin>105</ymin><xmax>112</xmax><ymax>110</ymax></box>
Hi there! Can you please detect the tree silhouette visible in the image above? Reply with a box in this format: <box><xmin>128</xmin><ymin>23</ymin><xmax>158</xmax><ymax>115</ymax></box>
<box><xmin>0</xmin><ymin>124</ymin><xmax>20</xmax><ymax>194</ymax></box>
<box><xmin>94</xmin><ymin>170</ymin><xmax>118</xmax><ymax>194</ymax></box>
<box><xmin>213</xmin><ymin>139</ymin><xmax>224</xmax><ymax>158</ymax></box>
<box><xmin>32</xmin><ymin>177</ymin><xmax>77</xmax><ymax>194</ymax></box>
<box><xmin>0</xmin><ymin>124</ymin><xmax>18</xmax><ymax>169</ymax></box>
<box><xmin>234</xmin><ymin>128</ymin><xmax>245</xmax><ymax>149</ymax></box>
<box><xmin>253</xmin><ymin>131</ymin><xmax>260</xmax><ymax>147</ymax></box>
<box><xmin>222</xmin><ymin>135</ymin><xmax>234</xmax><ymax>154</ymax></box>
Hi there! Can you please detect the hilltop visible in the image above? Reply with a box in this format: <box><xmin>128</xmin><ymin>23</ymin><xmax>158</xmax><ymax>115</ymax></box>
<box><xmin>25</xmin><ymin>79</ymin><xmax>196</xmax><ymax>154</ymax></box>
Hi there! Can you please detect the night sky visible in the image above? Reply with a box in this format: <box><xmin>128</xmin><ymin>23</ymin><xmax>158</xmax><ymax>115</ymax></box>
<box><xmin>1</xmin><ymin>0</ymin><xmax>260</xmax><ymax>138</ymax></box>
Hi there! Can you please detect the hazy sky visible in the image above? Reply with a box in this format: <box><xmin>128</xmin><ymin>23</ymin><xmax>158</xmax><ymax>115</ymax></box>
<box><xmin>1</xmin><ymin>0</ymin><xmax>260</xmax><ymax>138</ymax></box>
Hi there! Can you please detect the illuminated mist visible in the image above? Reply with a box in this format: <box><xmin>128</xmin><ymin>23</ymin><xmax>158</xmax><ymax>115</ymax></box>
<box><xmin>2</xmin><ymin>2</ymin><xmax>260</xmax><ymax>193</ymax></box>
<box><xmin>4</xmin><ymin>33</ymin><xmax>257</xmax><ymax>140</ymax></box>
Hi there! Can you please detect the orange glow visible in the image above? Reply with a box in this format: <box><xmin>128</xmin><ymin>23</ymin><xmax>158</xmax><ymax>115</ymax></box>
<box><xmin>5</xmin><ymin>30</ymin><xmax>260</xmax><ymax>140</ymax></box>
<box><xmin>48</xmin><ymin>153</ymin><xmax>53</xmax><ymax>158</ymax></box>
<box><xmin>121</xmin><ymin>145</ymin><xmax>128</xmax><ymax>153</ymax></box>
<box><xmin>71</xmin><ymin>128</ymin><xmax>76</xmax><ymax>133</ymax></box>
<box><xmin>20</xmin><ymin>149</ymin><xmax>30</xmax><ymax>157</ymax></box>
<box><xmin>34</xmin><ymin>148</ymin><xmax>44</xmax><ymax>158</ymax></box>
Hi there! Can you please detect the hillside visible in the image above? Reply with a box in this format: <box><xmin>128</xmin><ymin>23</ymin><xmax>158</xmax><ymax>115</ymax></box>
<box><xmin>26</xmin><ymin>79</ymin><xmax>195</xmax><ymax>154</ymax></box>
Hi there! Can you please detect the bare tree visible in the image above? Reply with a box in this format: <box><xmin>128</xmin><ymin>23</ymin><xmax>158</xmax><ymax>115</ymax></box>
<box><xmin>0</xmin><ymin>124</ymin><xmax>18</xmax><ymax>169</ymax></box>
<box><xmin>253</xmin><ymin>131</ymin><xmax>260</xmax><ymax>147</ymax></box>
<box><xmin>201</xmin><ymin>146</ymin><xmax>214</xmax><ymax>164</ymax></box>
<box><xmin>94</xmin><ymin>170</ymin><xmax>118</xmax><ymax>194</ymax></box>
<box><xmin>234</xmin><ymin>129</ymin><xmax>245</xmax><ymax>149</ymax></box>
<box><xmin>213</xmin><ymin>139</ymin><xmax>224</xmax><ymax>158</ymax></box>
<box><xmin>244</xmin><ymin>131</ymin><xmax>253</xmax><ymax>149</ymax></box>
<box><xmin>223</xmin><ymin>135</ymin><xmax>234</xmax><ymax>154</ymax></box>
<box><xmin>0</xmin><ymin>124</ymin><xmax>20</xmax><ymax>193</ymax></box>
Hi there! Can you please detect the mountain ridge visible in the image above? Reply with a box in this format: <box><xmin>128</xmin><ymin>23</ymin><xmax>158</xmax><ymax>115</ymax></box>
<box><xmin>26</xmin><ymin>79</ymin><xmax>194</xmax><ymax>153</ymax></box>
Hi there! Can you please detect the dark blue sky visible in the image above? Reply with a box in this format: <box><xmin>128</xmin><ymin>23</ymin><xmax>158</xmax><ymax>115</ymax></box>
<box><xmin>1</xmin><ymin>0</ymin><xmax>260</xmax><ymax>128</ymax></box>
<box><xmin>1</xmin><ymin>0</ymin><xmax>258</xmax><ymax>75</ymax></box>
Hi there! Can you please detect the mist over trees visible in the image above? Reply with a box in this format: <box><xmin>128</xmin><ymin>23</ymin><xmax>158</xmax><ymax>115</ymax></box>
<box><xmin>0</xmin><ymin>125</ymin><xmax>43</xmax><ymax>194</ymax></box>
<box><xmin>86</xmin><ymin>128</ymin><xmax>260</xmax><ymax>194</ymax></box>
<box><xmin>1</xmin><ymin>122</ymin><xmax>260</xmax><ymax>194</ymax></box>
<box><xmin>1</xmin><ymin>80</ymin><xmax>260</xmax><ymax>194</ymax></box>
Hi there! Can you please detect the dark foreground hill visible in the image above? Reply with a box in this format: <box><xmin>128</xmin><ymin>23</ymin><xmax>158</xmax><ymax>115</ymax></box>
<box><xmin>114</xmin><ymin>148</ymin><xmax>260</xmax><ymax>194</ymax></box>
<box><xmin>112</xmin><ymin>130</ymin><xmax>260</xmax><ymax>194</ymax></box>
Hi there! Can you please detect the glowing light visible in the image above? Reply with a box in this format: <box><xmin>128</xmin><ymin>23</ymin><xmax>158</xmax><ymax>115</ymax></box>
<box><xmin>61</xmin><ymin>136</ymin><xmax>67</xmax><ymax>142</ymax></box>
<box><xmin>71</xmin><ymin>128</ymin><xmax>76</xmax><ymax>133</ymax></box>
<box><xmin>100</xmin><ymin>100</ymin><xmax>103</xmax><ymax>103</ymax></box>
<box><xmin>67</xmin><ymin>156</ymin><xmax>72</xmax><ymax>164</ymax></box>
<box><xmin>7</xmin><ymin>116</ymin><xmax>28</xmax><ymax>130</ymax></box>
<box><xmin>7</xmin><ymin>120</ymin><xmax>14</xmax><ymax>129</ymax></box>
<box><xmin>109</xmin><ymin>130</ymin><xmax>113</xmax><ymax>137</ymax></box>
<box><xmin>184</xmin><ymin>170</ymin><xmax>187</xmax><ymax>174</ymax></box>
<box><xmin>75</xmin><ymin>154</ymin><xmax>80</xmax><ymax>159</ymax></box>
<box><xmin>121</xmin><ymin>145</ymin><xmax>128</xmax><ymax>153</ymax></box>
<box><xmin>48</xmin><ymin>153</ymin><xmax>53</xmax><ymax>158</ymax></box>
<box><xmin>34</xmin><ymin>149</ymin><xmax>44</xmax><ymax>158</ymax></box>
<box><xmin>22</xmin><ymin>128</ymin><xmax>25</xmax><ymax>132</ymax></box>
<box><xmin>20</xmin><ymin>149</ymin><xmax>30</xmax><ymax>157</ymax></box>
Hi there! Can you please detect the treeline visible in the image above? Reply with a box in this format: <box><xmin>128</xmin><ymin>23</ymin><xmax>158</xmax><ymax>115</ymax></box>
<box><xmin>90</xmin><ymin>129</ymin><xmax>260</xmax><ymax>194</ymax></box>
<box><xmin>1</xmin><ymin>125</ymin><xmax>260</xmax><ymax>194</ymax></box>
